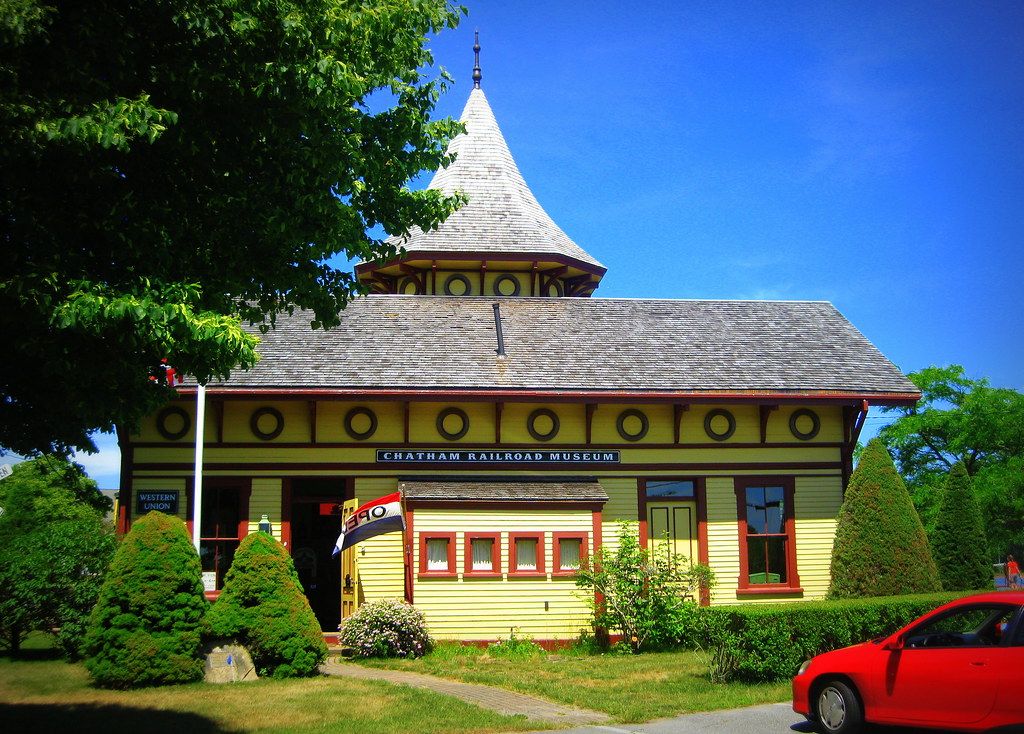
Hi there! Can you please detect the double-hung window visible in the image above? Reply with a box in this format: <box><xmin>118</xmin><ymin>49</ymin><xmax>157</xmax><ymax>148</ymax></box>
<box><xmin>735</xmin><ymin>478</ymin><xmax>800</xmax><ymax>593</ymax></box>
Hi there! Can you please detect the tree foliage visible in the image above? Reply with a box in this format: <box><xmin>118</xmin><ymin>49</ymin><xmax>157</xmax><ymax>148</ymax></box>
<box><xmin>205</xmin><ymin>531</ymin><xmax>326</xmax><ymax>677</ymax></box>
<box><xmin>931</xmin><ymin>463</ymin><xmax>990</xmax><ymax>591</ymax></box>
<box><xmin>0</xmin><ymin>457</ymin><xmax>116</xmax><ymax>656</ymax></box>
<box><xmin>878</xmin><ymin>365</ymin><xmax>1024</xmax><ymax>558</ymax></box>
<box><xmin>829</xmin><ymin>439</ymin><xmax>941</xmax><ymax>599</ymax></box>
<box><xmin>84</xmin><ymin>511</ymin><xmax>207</xmax><ymax>688</ymax></box>
<box><xmin>575</xmin><ymin>524</ymin><xmax>714</xmax><ymax>653</ymax></box>
<box><xmin>0</xmin><ymin>0</ymin><xmax>467</xmax><ymax>455</ymax></box>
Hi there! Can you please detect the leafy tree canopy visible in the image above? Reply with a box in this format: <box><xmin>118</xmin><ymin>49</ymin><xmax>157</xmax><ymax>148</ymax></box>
<box><xmin>1</xmin><ymin>0</ymin><xmax>467</xmax><ymax>456</ymax></box>
<box><xmin>877</xmin><ymin>365</ymin><xmax>1024</xmax><ymax>558</ymax></box>
<box><xmin>0</xmin><ymin>456</ymin><xmax>116</xmax><ymax>656</ymax></box>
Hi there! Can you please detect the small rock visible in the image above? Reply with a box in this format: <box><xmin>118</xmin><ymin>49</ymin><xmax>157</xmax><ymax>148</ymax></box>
<box><xmin>203</xmin><ymin>640</ymin><xmax>258</xmax><ymax>683</ymax></box>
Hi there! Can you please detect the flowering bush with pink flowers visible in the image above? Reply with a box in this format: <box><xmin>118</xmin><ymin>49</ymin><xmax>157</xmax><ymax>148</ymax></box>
<box><xmin>339</xmin><ymin>599</ymin><xmax>433</xmax><ymax>658</ymax></box>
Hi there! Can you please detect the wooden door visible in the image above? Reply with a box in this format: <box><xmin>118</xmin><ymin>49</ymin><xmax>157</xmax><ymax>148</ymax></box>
<box><xmin>341</xmin><ymin>498</ymin><xmax>359</xmax><ymax>620</ymax></box>
<box><xmin>647</xmin><ymin>502</ymin><xmax>697</xmax><ymax>568</ymax></box>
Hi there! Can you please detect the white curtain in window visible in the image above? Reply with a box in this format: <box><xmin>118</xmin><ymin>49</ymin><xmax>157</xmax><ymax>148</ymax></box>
<box><xmin>471</xmin><ymin>538</ymin><xmax>493</xmax><ymax>570</ymax></box>
<box><xmin>426</xmin><ymin>538</ymin><xmax>449</xmax><ymax>571</ymax></box>
<box><xmin>516</xmin><ymin>538</ymin><xmax>538</xmax><ymax>570</ymax></box>
<box><xmin>559</xmin><ymin>538</ymin><xmax>581</xmax><ymax>570</ymax></box>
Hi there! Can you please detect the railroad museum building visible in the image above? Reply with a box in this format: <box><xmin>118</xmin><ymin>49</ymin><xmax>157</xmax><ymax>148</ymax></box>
<box><xmin>118</xmin><ymin>65</ymin><xmax>920</xmax><ymax>643</ymax></box>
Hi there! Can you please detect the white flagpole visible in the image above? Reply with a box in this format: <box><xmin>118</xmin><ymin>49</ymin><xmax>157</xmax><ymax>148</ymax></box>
<box><xmin>192</xmin><ymin>382</ymin><xmax>206</xmax><ymax>552</ymax></box>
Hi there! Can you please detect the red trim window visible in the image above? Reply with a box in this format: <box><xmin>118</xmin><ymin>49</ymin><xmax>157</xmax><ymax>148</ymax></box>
<box><xmin>464</xmin><ymin>532</ymin><xmax>502</xmax><ymax>577</ymax></box>
<box><xmin>735</xmin><ymin>478</ymin><xmax>801</xmax><ymax>594</ymax></box>
<box><xmin>418</xmin><ymin>532</ymin><xmax>457</xmax><ymax>578</ymax></box>
<box><xmin>552</xmin><ymin>532</ymin><xmax>588</xmax><ymax>576</ymax></box>
<box><xmin>197</xmin><ymin>482</ymin><xmax>251</xmax><ymax>591</ymax></box>
<box><xmin>509</xmin><ymin>533</ymin><xmax>546</xmax><ymax>576</ymax></box>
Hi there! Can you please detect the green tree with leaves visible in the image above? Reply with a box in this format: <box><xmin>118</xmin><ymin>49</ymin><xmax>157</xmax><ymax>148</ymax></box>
<box><xmin>576</xmin><ymin>525</ymin><xmax>714</xmax><ymax>653</ymax></box>
<box><xmin>0</xmin><ymin>457</ymin><xmax>116</xmax><ymax>656</ymax></box>
<box><xmin>931</xmin><ymin>463</ymin><xmax>990</xmax><ymax>591</ymax></box>
<box><xmin>877</xmin><ymin>365</ymin><xmax>1024</xmax><ymax>559</ymax></box>
<box><xmin>206</xmin><ymin>532</ymin><xmax>326</xmax><ymax>678</ymax></box>
<box><xmin>829</xmin><ymin>439</ymin><xmax>941</xmax><ymax>598</ymax></box>
<box><xmin>84</xmin><ymin>511</ymin><xmax>207</xmax><ymax>688</ymax></box>
<box><xmin>0</xmin><ymin>0</ymin><xmax>467</xmax><ymax>456</ymax></box>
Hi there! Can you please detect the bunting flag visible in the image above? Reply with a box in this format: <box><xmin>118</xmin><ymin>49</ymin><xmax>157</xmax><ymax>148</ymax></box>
<box><xmin>332</xmin><ymin>492</ymin><xmax>405</xmax><ymax>556</ymax></box>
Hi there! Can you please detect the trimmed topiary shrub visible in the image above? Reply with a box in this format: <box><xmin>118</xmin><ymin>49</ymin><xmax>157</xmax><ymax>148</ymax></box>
<box><xmin>694</xmin><ymin>591</ymin><xmax>966</xmax><ymax>682</ymax></box>
<box><xmin>932</xmin><ymin>462</ymin><xmax>990</xmax><ymax>591</ymax></box>
<box><xmin>339</xmin><ymin>598</ymin><xmax>432</xmax><ymax>659</ymax></box>
<box><xmin>205</xmin><ymin>532</ymin><xmax>326</xmax><ymax>678</ymax></box>
<box><xmin>828</xmin><ymin>439</ymin><xmax>941</xmax><ymax>598</ymax></box>
<box><xmin>84</xmin><ymin>511</ymin><xmax>207</xmax><ymax>688</ymax></box>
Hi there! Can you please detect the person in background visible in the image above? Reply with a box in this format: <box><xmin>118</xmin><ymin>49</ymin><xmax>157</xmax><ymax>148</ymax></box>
<box><xmin>1007</xmin><ymin>555</ymin><xmax>1021</xmax><ymax>590</ymax></box>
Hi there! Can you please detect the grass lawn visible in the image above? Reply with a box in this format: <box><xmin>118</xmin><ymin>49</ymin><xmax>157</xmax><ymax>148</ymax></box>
<box><xmin>359</xmin><ymin>644</ymin><xmax>792</xmax><ymax>723</ymax></box>
<box><xmin>0</xmin><ymin>636</ymin><xmax>541</xmax><ymax>734</ymax></box>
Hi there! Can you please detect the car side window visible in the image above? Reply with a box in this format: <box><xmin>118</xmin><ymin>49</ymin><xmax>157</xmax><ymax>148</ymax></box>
<box><xmin>905</xmin><ymin>605</ymin><xmax>1016</xmax><ymax>648</ymax></box>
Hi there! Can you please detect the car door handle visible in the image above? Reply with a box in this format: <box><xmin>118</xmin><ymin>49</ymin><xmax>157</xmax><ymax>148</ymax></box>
<box><xmin>969</xmin><ymin>661</ymin><xmax>986</xmax><ymax>666</ymax></box>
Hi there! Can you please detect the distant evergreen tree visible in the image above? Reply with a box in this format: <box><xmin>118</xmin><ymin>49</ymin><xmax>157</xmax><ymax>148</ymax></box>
<box><xmin>84</xmin><ymin>512</ymin><xmax>207</xmax><ymax>688</ymax></box>
<box><xmin>829</xmin><ymin>439</ymin><xmax>941</xmax><ymax>598</ymax></box>
<box><xmin>206</xmin><ymin>532</ymin><xmax>326</xmax><ymax>678</ymax></box>
<box><xmin>931</xmin><ymin>463</ymin><xmax>991</xmax><ymax>591</ymax></box>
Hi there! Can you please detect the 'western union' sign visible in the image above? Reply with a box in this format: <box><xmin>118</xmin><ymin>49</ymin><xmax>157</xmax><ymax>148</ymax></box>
<box><xmin>376</xmin><ymin>450</ymin><xmax>620</xmax><ymax>464</ymax></box>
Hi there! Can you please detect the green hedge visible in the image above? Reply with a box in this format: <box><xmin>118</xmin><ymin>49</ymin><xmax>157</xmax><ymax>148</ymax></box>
<box><xmin>691</xmin><ymin>591</ymin><xmax>972</xmax><ymax>682</ymax></box>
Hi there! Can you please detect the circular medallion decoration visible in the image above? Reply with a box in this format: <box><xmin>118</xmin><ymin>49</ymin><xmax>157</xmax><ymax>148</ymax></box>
<box><xmin>156</xmin><ymin>406</ymin><xmax>190</xmax><ymax>441</ymax></box>
<box><xmin>703</xmin><ymin>409</ymin><xmax>736</xmax><ymax>441</ymax></box>
<box><xmin>493</xmin><ymin>274</ymin><xmax>521</xmax><ymax>297</ymax></box>
<box><xmin>250</xmin><ymin>406</ymin><xmax>285</xmax><ymax>440</ymax></box>
<box><xmin>398</xmin><ymin>276</ymin><xmax>422</xmax><ymax>295</ymax></box>
<box><xmin>436</xmin><ymin>407</ymin><xmax>470</xmax><ymax>441</ymax></box>
<box><xmin>545</xmin><ymin>279</ymin><xmax>564</xmax><ymax>297</ymax></box>
<box><xmin>527</xmin><ymin>408</ymin><xmax>560</xmax><ymax>441</ymax></box>
<box><xmin>344</xmin><ymin>406</ymin><xmax>378</xmax><ymax>441</ymax></box>
<box><xmin>789</xmin><ymin>408</ymin><xmax>821</xmax><ymax>441</ymax></box>
<box><xmin>443</xmin><ymin>274</ymin><xmax>471</xmax><ymax>296</ymax></box>
<box><xmin>616</xmin><ymin>409</ymin><xmax>650</xmax><ymax>441</ymax></box>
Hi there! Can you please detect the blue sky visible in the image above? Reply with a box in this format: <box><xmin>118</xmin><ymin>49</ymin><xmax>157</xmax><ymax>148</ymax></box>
<box><xmin>24</xmin><ymin>0</ymin><xmax>1024</xmax><ymax>487</ymax></box>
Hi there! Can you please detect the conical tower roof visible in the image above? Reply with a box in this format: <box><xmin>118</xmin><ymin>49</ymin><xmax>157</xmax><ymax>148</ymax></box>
<box><xmin>385</xmin><ymin>88</ymin><xmax>604</xmax><ymax>271</ymax></box>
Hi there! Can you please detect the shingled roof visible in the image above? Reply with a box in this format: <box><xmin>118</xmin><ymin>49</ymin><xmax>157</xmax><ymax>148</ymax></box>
<box><xmin>382</xmin><ymin>88</ymin><xmax>604</xmax><ymax>271</ymax></box>
<box><xmin>203</xmin><ymin>296</ymin><xmax>918</xmax><ymax>400</ymax></box>
<box><xmin>401</xmin><ymin>479</ymin><xmax>608</xmax><ymax>504</ymax></box>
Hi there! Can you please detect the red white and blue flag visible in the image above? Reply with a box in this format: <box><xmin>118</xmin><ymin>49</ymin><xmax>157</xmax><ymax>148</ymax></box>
<box><xmin>332</xmin><ymin>492</ymin><xmax>405</xmax><ymax>556</ymax></box>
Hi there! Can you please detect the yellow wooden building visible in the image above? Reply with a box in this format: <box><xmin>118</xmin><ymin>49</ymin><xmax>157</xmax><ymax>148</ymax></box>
<box><xmin>118</xmin><ymin>63</ymin><xmax>920</xmax><ymax>644</ymax></box>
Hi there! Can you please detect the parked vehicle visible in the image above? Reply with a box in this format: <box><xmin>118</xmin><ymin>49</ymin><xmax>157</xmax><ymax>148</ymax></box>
<box><xmin>792</xmin><ymin>591</ymin><xmax>1024</xmax><ymax>733</ymax></box>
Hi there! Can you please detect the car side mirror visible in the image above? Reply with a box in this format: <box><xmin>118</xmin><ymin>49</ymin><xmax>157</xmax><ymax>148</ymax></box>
<box><xmin>882</xmin><ymin>636</ymin><xmax>904</xmax><ymax>651</ymax></box>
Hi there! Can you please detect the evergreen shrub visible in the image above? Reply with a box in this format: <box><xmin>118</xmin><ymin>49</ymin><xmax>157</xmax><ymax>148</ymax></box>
<box><xmin>339</xmin><ymin>598</ymin><xmax>432</xmax><ymax>659</ymax></box>
<box><xmin>931</xmin><ymin>463</ymin><xmax>991</xmax><ymax>591</ymax></box>
<box><xmin>84</xmin><ymin>512</ymin><xmax>207</xmax><ymax>688</ymax></box>
<box><xmin>205</xmin><ymin>532</ymin><xmax>326</xmax><ymax>678</ymax></box>
<box><xmin>828</xmin><ymin>439</ymin><xmax>941</xmax><ymax>598</ymax></box>
<box><xmin>694</xmin><ymin>591</ymin><xmax>965</xmax><ymax>682</ymax></box>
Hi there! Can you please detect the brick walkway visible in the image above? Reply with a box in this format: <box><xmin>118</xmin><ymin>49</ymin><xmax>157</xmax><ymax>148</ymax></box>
<box><xmin>320</xmin><ymin>661</ymin><xmax>611</xmax><ymax>726</ymax></box>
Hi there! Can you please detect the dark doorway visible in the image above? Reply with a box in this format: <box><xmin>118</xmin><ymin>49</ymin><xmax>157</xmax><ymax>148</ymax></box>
<box><xmin>289</xmin><ymin>478</ymin><xmax>347</xmax><ymax>631</ymax></box>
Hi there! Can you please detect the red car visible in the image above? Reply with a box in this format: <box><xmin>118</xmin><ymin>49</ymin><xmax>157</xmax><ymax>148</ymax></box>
<box><xmin>793</xmin><ymin>591</ymin><xmax>1024</xmax><ymax>733</ymax></box>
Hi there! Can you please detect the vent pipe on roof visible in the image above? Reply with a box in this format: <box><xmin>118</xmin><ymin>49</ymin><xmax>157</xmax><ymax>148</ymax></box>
<box><xmin>492</xmin><ymin>303</ymin><xmax>506</xmax><ymax>358</ymax></box>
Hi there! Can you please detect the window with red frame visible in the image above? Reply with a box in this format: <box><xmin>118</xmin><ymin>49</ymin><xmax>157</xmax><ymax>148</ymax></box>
<box><xmin>509</xmin><ymin>533</ymin><xmax>545</xmax><ymax>575</ymax></box>
<box><xmin>465</xmin><ymin>533</ymin><xmax>501</xmax><ymax>575</ymax></box>
<box><xmin>418</xmin><ymin>533</ymin><xmax>456</xmax><ymax>576</ymax></box>
<box><xmin>553</xmin><ymin>533</ymin><xmax>588</xmax><ymax>575</ymax></box>
<box><xmin>199</xmin><ymin>484</ymin><xmax>247</xmax><ymax>589</ymax></box>
<box><xmin>736</xmin><ymin>479</ymin><xmax>799</xmax><ymax>590</ymax></box>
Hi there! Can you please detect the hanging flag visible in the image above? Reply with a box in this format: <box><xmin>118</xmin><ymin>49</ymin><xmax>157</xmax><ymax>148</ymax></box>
<box><xmin>332</xmin><ymin>492</ymin><xmax>405</xmax><ymax>556</ymax></box>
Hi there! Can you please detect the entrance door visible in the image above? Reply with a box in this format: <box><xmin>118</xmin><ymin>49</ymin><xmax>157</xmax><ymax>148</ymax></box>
<box><xmin>647</xmin><ymin>502</ymin><xmax>697</xmax><ymax>568</ymax></box>
<box><xmin>290</xmin><ymin>498</ymin><xmax>343</xmax><ymax>631</ymax></box>
<box><xmin>340</xmin><ymin>498</ymin><xmax>360</xmax><ymax>620</ymax></box>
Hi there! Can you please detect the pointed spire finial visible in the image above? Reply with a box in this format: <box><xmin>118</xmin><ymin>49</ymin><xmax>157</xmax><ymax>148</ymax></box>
<box><xmin>472</xmin><ymin>30</ymin><xmax>482</xmax><ymax>89</ymax></box>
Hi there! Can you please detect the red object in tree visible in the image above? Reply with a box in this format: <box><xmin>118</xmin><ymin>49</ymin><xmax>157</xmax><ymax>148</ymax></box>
<box><xmin>148</xmin><ymin>358</ymin><xmax>182</xmax><ymax>386</ymax></box>
<box><xmin>792</xmin><ymin>591</ymin><xmax>1024</xmax><ymax>733</ymax></box>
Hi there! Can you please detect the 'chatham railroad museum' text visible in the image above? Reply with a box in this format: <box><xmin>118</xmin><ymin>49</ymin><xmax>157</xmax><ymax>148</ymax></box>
<box><xmin>376</xmin><ymin>449</ymin><xmax>621</xmax><ymax>464</ymax></box>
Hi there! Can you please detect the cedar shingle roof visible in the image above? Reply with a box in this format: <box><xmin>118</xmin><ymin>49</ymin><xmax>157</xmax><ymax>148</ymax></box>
<box><xmin>205</xmin><ymin>296</ymin><xmax>918</xmax><ymax>399</ymax></box>
<box><xmin>383</xmin><ymin>88</ymin><xmax>604</xmax><ymax>270</ymax></box>
<box><xmin>401</xmin><ymin>479</ymin><xmax>608</xmax><ymax>503</ymax></box>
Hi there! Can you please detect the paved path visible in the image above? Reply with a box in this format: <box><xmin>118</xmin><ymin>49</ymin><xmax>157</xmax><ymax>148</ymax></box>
<box><xmin>522</xmin><ymin>702</ymin><xmax>805</xmax><ymax>734</ymax></box>
<box><xmin>320</xmin><ymin>660</ymin><xmax>612</xmax><ymax>726</ymax></box>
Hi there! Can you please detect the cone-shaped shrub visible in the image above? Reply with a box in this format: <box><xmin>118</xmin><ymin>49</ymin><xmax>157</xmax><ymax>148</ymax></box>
<box><xmin>931</xmin><ymin>463</ymin><xmax>990</xmax><ymax>591</ymax></box>
<box><xmin>84</xmin><ymin>512</ymin><xmax>207</xmax><ymax>688</ymax></box>
<box><xmin>829</xmin><ymin>439</ymin><xmax>941</xmax><ymax>598</ymax></box>
<box><xmin>205</xmin><ymin>532</ymin><xmax>326</xmax><ymax>678</ymax></box>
